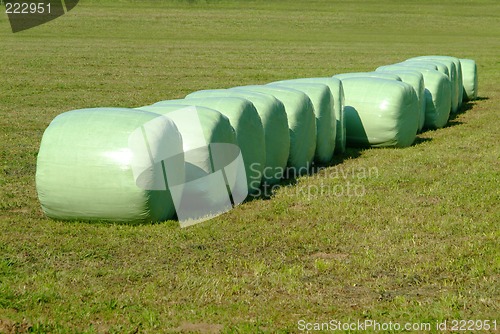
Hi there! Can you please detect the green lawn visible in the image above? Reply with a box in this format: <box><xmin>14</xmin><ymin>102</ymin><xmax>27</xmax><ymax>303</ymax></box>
<box><xmin>0</xmin><ymin>0</ymin><xmax>499</xmax><ymax>332</ymax></box>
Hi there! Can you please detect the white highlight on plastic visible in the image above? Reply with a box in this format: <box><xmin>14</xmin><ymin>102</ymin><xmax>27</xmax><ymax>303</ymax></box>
<box><xmin>103</xmin><ymin>148</ymin><xmax>133</xmax><ymax>168</ymax></box>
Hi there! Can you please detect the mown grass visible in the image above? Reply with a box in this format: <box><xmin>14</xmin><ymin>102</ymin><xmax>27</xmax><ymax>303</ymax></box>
<box><xmin>0</xmin><ymin>0</ymin><xmax>499</xmax><ymax>332</ymax></box>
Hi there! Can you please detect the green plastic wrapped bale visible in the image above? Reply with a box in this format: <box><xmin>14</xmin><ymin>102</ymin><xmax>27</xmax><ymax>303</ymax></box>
<box><xmin>270</xmin><ymin>77</ymin><xmax>345</xmax><ymax>155</ymax></box>
<box><xmin>153</xmin><ymin>98</ymin><xmax>265</xmax><ymax>193</ymax></box>
<box><xmin>432</xmin><ymin>56</ymin><xmax>464</xmax><ymax>106</ymax></box>
<box><xmin>136</xmin><ymin>104</ymin><xmax>246</xmax><ymax>224</ymax></box>
<box><xmin>267</xmin><ymin>82</ymin><xmax>335</xmax><ymax>164</ymax></box>
<box><xmin>340</xmin><ymin>78</ymin><xmax>419</xmax><ymax>148</ymax></box>
<box><xmin>185</xmin><ymin>89</ymin><xmax>289</xmax><ymax>186</ymax></box>
<box><xmin>375</xmin><ymin>67</ymin><xmax>426</xmax><ymax>132</ymax></box>
<box><xmin>333</xmin><ymin>72</ymin><xmax>402</xmax><ymax>81</ymax></box>
<box><xmin>232</xmin><ymin>85</ymin><xmax>316</xmax><ymax>174</ymax></box>
<box><xmin>403</xmin><ymin>60</ymin><xmax>454</xmax><ymax>113</ymax></box>
<box><xmin>408</xmin><ymin>55</ymin><xmax>463</xmax><ymax>109</ymax></box>
<box><xmin>413</xmin><ymin>70</ymin><xmax>452</xmax><ymax>129</ymax></box>
<box><xmin>136</xmin><ymin>104</ymin><xmax>237</xmax><ymax>178</ymax></box>
<box><xmin>36</xmin><ymin>108</ymin><xmax>185</xmax><ymax>223</ymax></box>
<box><xmin>380</xmin><ymin>65</ymin><xmax>451</xmax><ymax>129</ymax></box>
<box><xmin>392</xmin><ymin>62</ymin><xmax>438</xmax><ymax>72</ymax></box>
<box><xmin>403</xmin><ymin>60</ymin><xmax>449</xmax><ymax>77</ymax></box>
<box><xmin>408</xmin><ymin>56</ymin><xmax>460</xmax><ymax>113</ymax></box>
<box><xmin>459</xmin><ymin>58</ymin><xmax>478</xmax><ymax>101</ymax></box>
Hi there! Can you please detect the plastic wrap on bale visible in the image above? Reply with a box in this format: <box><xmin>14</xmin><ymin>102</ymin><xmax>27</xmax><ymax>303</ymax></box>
<box><xmin>270</xmin><ymin>77</ymin><xmax>346</xmax><ymax>155</ymax></box>
<box><xmin>136</xmin><ymin>104</ymin><xmax>246</xmax><ymax>224</ymax></box>
<box><xmin>403</xmin><ymin>60</ymin><xmax>449</xmax><ymax>77</ymax></box>
<box><xmin>340</xmin><ymin>78</ymin><xmax>419</xmax><ymax>148</ymax></box>
<box><xmin>231</xmin><ymin>85</ymin><xmax>316</xmax><ymax>175</ymax></box>
<box><xmin>153</xmin><ymin>97</ymin><xmax>265</xmax><ymax>194</ymax></box>
<box><xmin>267</xmin><ymin>82</ymin><xmax>336</xmax><ymax>164</ymax></box>
<box><xmin>407</xmin><ymin>56</ymin><xmax>460</xmax><ymax>113</ymax></box>
<box><xmin>36</xmin><ymin>108</ymin><xmax>185</xmax><ymax>223</ymax></box>
<box><xmin>403</xmin><ymin>60</ymin><xmax>455</xmax><ymax>114</ymax></box>
<box><xmin>185</xmin><ymin>89</ymin><xmax>289</xmax><ymax>186</ymax></box>
<box><xmin>333</xmin><ymin>72</ymin><xmax>402</xmax><ymax>81</ymax></box>
<box><xmin>375</xmin><ymin>67</ymin><xmax>426</xmax><ymax>132</ymax></box>
<box><xmin>459</xmin><ymin>58</ymin><xmax>478</xmax><ymax>101</ymax></box>
<box><xmin>377</xmin><ymin>65</ymin><xmax>451</xmax><ymax>129</ymax></box>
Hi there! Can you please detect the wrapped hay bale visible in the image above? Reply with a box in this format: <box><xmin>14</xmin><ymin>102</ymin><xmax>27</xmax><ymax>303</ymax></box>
<box><xmin>36</xmin><ymin>108</ymin><xmax>185</xmax><ymax>223</ymax></box>
<box><xmin>377</xmin><ymin>64</ymin><xmax>451</xmax><ymax>129</ymax></box>
<box><xmin>403</xmin><ymin>60</ymin><xmax>449</xmax><ymax>77</ymax></box>
<box><xmin>436</xmin><ymin>56</ymin><xmax>464</xmax><ymax>105</ymax></box>
<box><xmin>333</xmin><ymin>71</ymin><xmax>402</xmax><ymax>81</ymax></box>
<box><xmin>408</xmin><ymin>56</ymin><xmax>463</xmax><ymax>109</ymax></box>
<box><xmin>267</xmin><ymin>82</ymin><xmax>335</xmax><ymax>164</ymax></box>
<box><xmin>185</xmin><ymin>89</ymin><xmax>289</xmax><ymax>186</ymax></box>
<box><xmin>231</xmin><ymin>85</ymin><xmax>316</xmax><ymax>175</ymax></box>
<box><xmin>375</xmin><ymin>67</ymin><xmax>426</xmax><ymax>132</ymax></box>
<box><xmin>393</xmin><ymin>62</ymin><xmax>439</xmax><ymax>72</ymax></box>
<box><xmin>340</xmin><ymin>78</ymin><xmax>419</xmax><ymax>148</ymax></box>
<box><xmin>407</xmin><ymin>56</ymin><xmax>460</xmax><ymax>113</ymax></box>
<box><xmin>153</xmin><ymin>97</ymin><xmax>265</xmax><ymax>194</ymax></box>
<box><xmin>270</xmin><ymin>77</ymin><xmax>345</xmax><ymax>155</ymax></box>
<box><xmin>459</xmin><ymin>58</ymin><xmax>478</xmax><ymax>101</ymax></box>
<box><xmin>136</xmin><ymin>104</ymin><xmax>246</xmax><ymax>225</ymax></box>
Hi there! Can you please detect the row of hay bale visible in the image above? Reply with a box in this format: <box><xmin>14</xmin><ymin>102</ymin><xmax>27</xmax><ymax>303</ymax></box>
<box><xmin>36</xmin><ymin>55</ymin><xmax>478</xmax><ymax>223</ymax></box>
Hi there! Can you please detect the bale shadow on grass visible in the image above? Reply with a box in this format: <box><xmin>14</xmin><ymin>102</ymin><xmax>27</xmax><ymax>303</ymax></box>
<box><xmin>457</xmin><ymin>102</ymin><xmax>474</xmax><ymax>114</ymax></box>
<box><xmin>412</xmin><ymin>136</ymin><xmax>432</xmax><ymax>145</ymax></box>
<box><xmin>418</xmin><ymin>96</ymin><xmax>486</xmax><ymax>134</ymax></box>
<box><xmin>249</xmin><ymin>147</ymin><xmax>365</xmax><ymax>201</ymax></box>
<box><xmin>443</xmin><ymin>120</ymin><xmax>463</xmax><ymax>128</ymax></box>
<box><xmin>449</xmin><ymin>96</ymin><xmax>487</xmax><ymax>120</ymax></box>
<box><xmin>448</xmin><ymin>104</ymin><xmax>471</xmax><ymax>122</ymax></box>
<box><xmin>58</xmin><ymin>216</ymin><xmax>182</xmax><ymax>227</ymax></box>
<box><xmin>331</xmin><ymin>147</ymin><xmax>364</xmax><ymax>165</ymax></box>
<box><xmin>443</xmin><ymin>98</ymin><xmax>481</xmax><ymax>127</ymax></box>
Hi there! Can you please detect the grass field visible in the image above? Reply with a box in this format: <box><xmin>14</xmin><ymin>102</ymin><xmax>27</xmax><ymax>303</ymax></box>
<box><xmin>1</xmin><ymin>0</ymin><xmax>499</xmax><ymax>332</ymax></box>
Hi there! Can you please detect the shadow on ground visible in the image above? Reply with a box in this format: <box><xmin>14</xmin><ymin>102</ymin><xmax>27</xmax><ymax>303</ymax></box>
<box><xmin>251</xmin><ymin>146</ymin><xmax>365</xmax><ymax>200</ymax></box>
